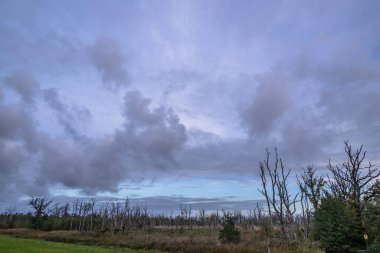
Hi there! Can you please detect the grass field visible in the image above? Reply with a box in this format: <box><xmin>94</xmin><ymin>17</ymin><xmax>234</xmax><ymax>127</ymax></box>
<box><xmin>0</xmin><ymin>235</ymin><xmax>153</xmax><ymax>253</ymax></box>
<box><xmin>0</xmin><ymin>229</ymin><xmax>323</xmax><ymax>253</ymax></box>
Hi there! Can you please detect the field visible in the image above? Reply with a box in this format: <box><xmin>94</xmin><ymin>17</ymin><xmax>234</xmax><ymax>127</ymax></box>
<box><xmin>0</xmin><ymin>234</ymin><xmax>153</xmax><ymax>253</ymax></box>
<box><xmin>0</xmin><ymin>229</ymin><xmax>322</xmax><ymax>253</ymax></box>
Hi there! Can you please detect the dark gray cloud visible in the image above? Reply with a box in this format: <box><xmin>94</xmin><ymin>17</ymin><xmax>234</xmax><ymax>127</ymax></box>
<box><xmin>0</xmin><ymin>103</ymin><xmax>37</xmax><ymax>151</ymax></box>
<box><xmin>42</xmin><ymin>88</ymin><xmax>92</xmax><ymax>138</ymax></box>
<box><xmin>236</xmin><ymin>50</ymin><xmax>380</xmax><ymax>167</ymax></box>
<box><xmin>36</xmin><ymin>134</ymin><xmax>134</xmax><ymax>194</ymax></box>
<box><xmin>88</xmin><ymin>37</ymin><xmax>128</xmax><ymax>89</ymax></box>
<box><xmin>37</xmin><ymin>90</ymin><xmax>187</xmax><ymax>194</ymax></box>
<box><xmin>178</xmin><ymin>130</ymin><xmax>269</xmax><ymax>177</ymax></box>
<box><xmin>0</xmin><ymin>102</ymin><xmax>38</xmax><ymax>201</ymax></box>
<box><xmin>241</xmin><ymin>71</ymin><xmax>291</xmax><ymax>136</ymax></box>
<box><xmin>121</xmin><ymin>90</ymin><xmax>187</xmax><ymax>163</ymax></box>
<box><xmin>4</xmin><ymin>70</ymin><xmax>40</xmax><ymax>104</ymax></box>
<box><xmin>2</xmin><ymin>57</ymin><xmax>379</xmax><ymax>199</ymax></box>
<box><xmin>1</xmin><ymin>0</ymin><xmax>380</xmax><ymax>211</ymax></box>
<box><xmin>279</xmin><ymin>119</ymin><xmax>330</xmax><ymax>166</ymax></box>
<box><xmin>288</xmin><ymin>54</ymin><xmax>380</xmax><ymax>156</ymax></box>
<box><xmin>0</xmin><ymin>139</ymin><xmax>29</xmax><ymax>201</ymax></box>
<box><xmin>0</xmin><ymin>73</ymin><xmax>93</xmax><ymax>197</ymax></box>
<box><xmin>0</xmin><ymin>75</ymin><xmax>189</xmax><ymax>197</ymax></box>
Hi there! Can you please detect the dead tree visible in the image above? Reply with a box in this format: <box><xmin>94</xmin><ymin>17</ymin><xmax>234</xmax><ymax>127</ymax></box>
<box><xmin>298</xmin><ymin>188</ymin><xmax>312</xmax><ymax>239</ymax></box>
<box><xmin>296</xmin><ymin>166</ymin><xmax>325</xmax><ymax>239</ymax></box>
<box><xmin>4</xmin><ymin>206</ymin><xmax>16</xmax><ymax>228</ymax></box>
<box><xmin>258</xmin><ymin>148</ymin><xmax>298</xmax><ymax>239</ymax></box>
<box><xmin>188</xmin><ymin>204</ymin><xmax>192</xmax><ymax>230</ymax></box>
<box><xmin>250</xmin><ymin>202</ymin><xmax>264</xmax><ymax>227</ymax></box>
<box><xmin>297</xmin><ymin>166</ymin><xmax>325</xmax><ymax>210</ymax></box>
<box><xmin>121</xmin><ymin>198</ymin><xmax>130</xmax><ymax>232</ymax></box>
<box><xmin>179</xmin><ymin>204</ymin><xmax>185</xmax><ymax>232</ymax></box>
<box><xmin>69</xmin><ymin>199</ymin><xmax>79</xmax><ymax>231</ymax></box>
<box><xmin>89</xmin><ymin>198</ymin><xmax>96</xmax><ymax>231</ymax></box>
<box><xmin>199</xmin><ymin>207</ymin><xmax>206</xmax><ymax>227</ymax></box>
<box><xmin>28</xmin><ymin>197</ymin><xmax>52</xmax><ymax>229</ymax></box>
<box><xmin>259</xmin><ymin>153</ymin><xmax>272</xmax><ymax>218</ymax></box>
<box><xmin>100</xmin><ymin>202</ymin><xmax>109</xmax><ymax>232</ymax></box>
<box><xmin>110</xmin><ymin>201</ymin><xmax>121</xmax><ymax>234</ymax></box>
<box><xmin>327</xmin><ymin>141</ymin><xmax>380</xmax><ymax>233</ymax></box>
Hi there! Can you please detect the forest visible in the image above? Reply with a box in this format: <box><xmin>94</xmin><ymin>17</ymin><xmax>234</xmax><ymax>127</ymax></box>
<box><xmin>1</xmin><ymin>141</ymin><xmax>379</xmax><ymax>253</ymax></box>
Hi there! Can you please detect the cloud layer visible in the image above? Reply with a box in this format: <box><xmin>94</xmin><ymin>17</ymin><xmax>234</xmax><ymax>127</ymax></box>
<box><xmin>0</xmin><ymin>0</ymin><xmax>380</xmax><ymax>209</ymax></box>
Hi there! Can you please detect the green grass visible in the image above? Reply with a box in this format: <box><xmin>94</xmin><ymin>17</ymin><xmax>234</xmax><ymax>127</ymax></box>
<box><xmin>0</xmin><ymin>235</ymin><xmax>151</xmax><ymax>253</ymax></box>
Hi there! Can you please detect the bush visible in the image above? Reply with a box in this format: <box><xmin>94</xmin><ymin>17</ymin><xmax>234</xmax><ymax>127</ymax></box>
<box><xmin>219</xmin><ymin>212</ymin><xmax>241</xmax><ymax>244</ymax></box>
<box><xmin>314</xmin><ymin>196</ymin><xmax>364</xmax><ymax>253</ymax></box>
<box><xmin>258</xmin><ymin>217</ymin><xmax>273</xmax><ymax>238</ymax></box>
<box><xmin>363</xmin><ymin>202</ymin><xmax>380</xmax><ymax>244</ymax></box>
<box><xmin>368</xmin><ymin>241</ymin><xmax>380</xmax><ymax>253</ymax></box>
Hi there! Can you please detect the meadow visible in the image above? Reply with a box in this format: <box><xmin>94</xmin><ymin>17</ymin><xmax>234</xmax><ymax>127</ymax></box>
<box><xmin>0</xmin><ymin>234</ymin><xmax>153</xmax><ymax>253</ymax></box>
<box><xmin>0</xmin><ymin>228</ymin><xmax>321</xmax><ymax>253</ymax></box>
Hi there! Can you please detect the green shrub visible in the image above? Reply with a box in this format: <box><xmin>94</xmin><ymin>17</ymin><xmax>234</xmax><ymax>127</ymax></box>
<box><xmin>314</xmin><ymin>196</ymin><xmax>364</xmax><ymax>253</ymax></box>
<box><xmin>368</xmin><ymin>241</ymin><xmax>380</xmax><ymax>253</ymax></box>
<box><xmin>363</xmin><ymin>202</ymin><xmax>380</xmax><ymax>244</ymax></box>
<box><xmin>258</xmin><ymin>217</ymin><xmax>273</xmax><ymax>238</ymax></box>
<box><xmin>219</xmin><ymin>212</ymin><xmax>241</xmax><ymax>244</ymax></box>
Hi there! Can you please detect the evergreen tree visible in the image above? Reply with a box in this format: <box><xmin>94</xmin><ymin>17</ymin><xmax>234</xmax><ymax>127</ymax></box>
<box><xmin>219</xmin><ymin>212</ymin><xmax>241</xmax><ymax>244</ymax></box>
<box><xmin>314</xmin><ymin>196</ymin><xmax>364</xmax><ymax>253</ymax></box>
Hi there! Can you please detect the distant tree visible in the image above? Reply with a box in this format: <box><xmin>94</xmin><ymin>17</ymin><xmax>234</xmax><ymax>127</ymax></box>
<box><xmin>4</xmin><ymin>206</ymin><xmax>16</xmax><ymax>228</ymax></box>
<box><xmin>28</xmin><ymin>197</ymin><xmax>52</xmax><ymax>230</ymax></box>
<box><xmin>297</xmin><ymin>166</ymin><xmax>326</xmax><ymax>238</ymax></box>
<box><xmin>297</xmin><ymin>166</ymin><xmax>325</xmax><ymax>210</ymax></box>
<box><xmin>258</xmin><ymin>217</ymin><xmax>273</xmax><ymax>238</ymax></box>
<box><xmin>219</xmin><ymin>211</ymin><xmax>241</xmax><ymax>244</ymax></box>
<box><xmin>258</xmin><ymin>148</ymin><xmax>298</xmax><ymax>239</ymax></box>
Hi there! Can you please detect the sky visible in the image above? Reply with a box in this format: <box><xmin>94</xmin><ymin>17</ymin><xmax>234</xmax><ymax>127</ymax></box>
<box><xmin>0</xmin><ymin>0</ymin><xmax>380</xmax><ymax>212</ymax></box>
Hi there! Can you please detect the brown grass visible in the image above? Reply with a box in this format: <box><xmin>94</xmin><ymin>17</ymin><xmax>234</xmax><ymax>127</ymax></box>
<box><xmin>0</xmin><ymin>228</ymin><xmax>322</xmax><ymax>253</ymax></box>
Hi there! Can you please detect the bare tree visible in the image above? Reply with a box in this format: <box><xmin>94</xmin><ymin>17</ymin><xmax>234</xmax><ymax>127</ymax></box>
<box><xmin>259</xmin><ymin>152</ymin><xmax>272</xmax><ymax>218</ymax></box>
<box><xmin>69</xmin><ymin>199</ymin><xmax>79</xmax><ymax>231</ymax></box>
<box><xmin>110</xmin><ymin>201</ymin><xmax>121</xmax><ymax>234</ymax></box>
<box><xmin>296</xmin><ymin>166</ymin><xmax>326</xmax><ymax>239</ymax></box>
<box><xmin>297</xmin><ymin>166</ymin><xmax>325</xmax><ymax>210</ymax></box>
<box><xmin>198</xmin><ymin>207</ymin><xmax>206</xmax><ymax>227</ymax></box>
<box><xmin>89</xmin><ymin>198</ymin><xmax>96</xmax><ymax>231</ymax></box>
<box><xmin>327</xmin><ymin>141</ymin><xmax>380</xmax><ymax>233</ymax></box>
<box><xmin>100</xmin><ymin>202</ymin><xmax>109</xmax><ymax>232</ymax></box>
<box><xmin>258</xmin><ymin>148</ymin><xmax>298</xmax><ymax>239</ymax></box>
<box><xmin>298</xmin><ymin>187</ymin><xmax>312</xmax><ymax>239</ymax></box>
<box><xmin>179</xmin><ymin>203</ymin><xmax>185</xmax><ymax>233</ymax></box>
<box><xmin>4</xmin><ymin>206</ymin><xmax>16</xmax><ymax>228</ymax></box>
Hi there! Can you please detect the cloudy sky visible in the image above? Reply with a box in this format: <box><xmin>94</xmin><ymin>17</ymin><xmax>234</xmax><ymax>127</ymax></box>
<box><xmin>0</xmin><ymin>0</ymin><xmax>380</xmax><ymax>212</ymax></box>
